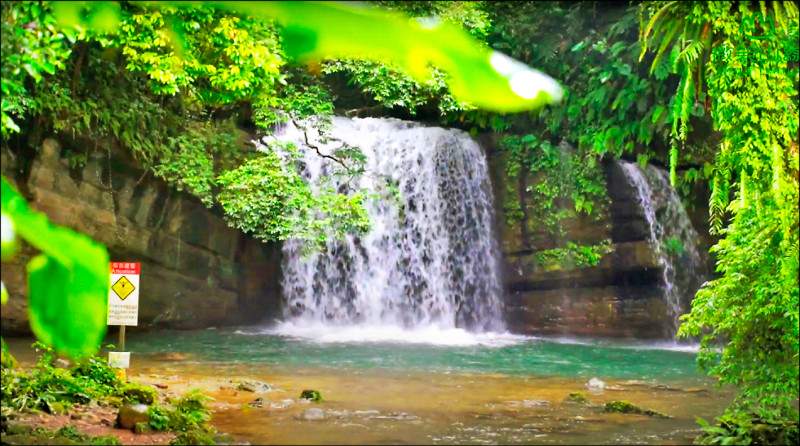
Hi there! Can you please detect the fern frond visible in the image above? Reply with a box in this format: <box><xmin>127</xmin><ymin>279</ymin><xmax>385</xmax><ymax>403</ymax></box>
<box><xmin>783</xmin><ymin>0</ymin><xmax>799</xmax><ymax>19</ymax></box>
<box><xmin>650</xmin><ymin>18</ymin><xmax>683</xmax><ymax>74</ymax></box>
<box><xmin>640</xmin><ymin>1</ymin><xmax>678</xmax><ymax>61</ymax></box>
<box><xmin>773</xmin><ymin>1</ymin><xmax>787</xmax><ymax>30</ymax></box>
<box><xmin>678</xmin><ymin>39</ymin><xmax>705</xmax><ymax>66</ymax></box>
<box><xmin>709</xmin><ymin>143</ymin><xmax>732</xmax><ymax>234</ymax></box>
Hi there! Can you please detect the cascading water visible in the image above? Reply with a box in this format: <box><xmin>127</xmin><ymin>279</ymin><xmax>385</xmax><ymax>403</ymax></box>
<box><xmin>619</xmin><ymin>160</ymin><xmax>707</xmax><ymax>336</ymax></box>
<box><xmin>266</xmin><ymin>117</ymin><xmax>506</xmax><ymax>339</ymax></box>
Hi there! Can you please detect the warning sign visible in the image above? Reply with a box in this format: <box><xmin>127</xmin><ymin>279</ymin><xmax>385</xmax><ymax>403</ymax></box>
<box><xmin>108</xmin><ymin>352</ymin><xmax>130</xmax><ymax>369</ymax></box>
<box><xmin>108</xmin><ymin>262</ymin><xmax>140</xmax><ymax>326</ymax></box>
<box><xmin>112</xmin><ymin>276</ymin><xmax>135</xmax><ymax>300</ymax></box>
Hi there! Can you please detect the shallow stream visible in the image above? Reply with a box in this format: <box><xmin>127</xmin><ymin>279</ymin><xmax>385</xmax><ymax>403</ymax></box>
<box><xmin>8</xmin><ymin>327</ymin><xmax>734</xmax><ymax>445</ymax></box>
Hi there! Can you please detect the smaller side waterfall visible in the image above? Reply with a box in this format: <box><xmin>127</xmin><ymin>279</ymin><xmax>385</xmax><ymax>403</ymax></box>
<box><xmin>619</xmin><ymin>160</ymin><xmax>707</xmax><ymax>336</ymax></box>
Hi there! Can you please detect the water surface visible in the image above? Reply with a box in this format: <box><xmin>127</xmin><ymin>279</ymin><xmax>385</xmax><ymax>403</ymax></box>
<box><xmin>9</xmin><ymin>327</ymin><xmax>732</xmax><ymax>445</ymax></box>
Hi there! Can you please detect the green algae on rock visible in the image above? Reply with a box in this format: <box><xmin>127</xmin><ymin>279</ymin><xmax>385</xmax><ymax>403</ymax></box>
<box><xmin>603</xmin><ymin>400</ymin><xmax>670</xmax><ymax>418</ymax></box>
<box><xmin>299</xmin><ymin>390</ymin><xmax>323</xmax><ymax>402</ymax></box>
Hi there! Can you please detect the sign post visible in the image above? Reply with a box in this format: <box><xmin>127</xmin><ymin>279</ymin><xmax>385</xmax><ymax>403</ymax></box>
<box><xmin>108</xmin><ymin>262</ymin><xmax>140</xmax><ymax>374</ymax></box>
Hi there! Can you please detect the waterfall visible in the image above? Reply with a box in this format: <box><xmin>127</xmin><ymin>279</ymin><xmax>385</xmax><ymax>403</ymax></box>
<box><xmin>619</xmin><ymin>160</ymin><xmax>707</xmax><ymax>336</ymax></box>
<box><xmin>268</xmin><ymin>117</ymin><xmax>505</xmax><ymax>334</ymax></box>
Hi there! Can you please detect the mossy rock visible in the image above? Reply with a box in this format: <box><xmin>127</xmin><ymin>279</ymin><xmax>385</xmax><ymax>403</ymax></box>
<box><xmin>121</xmin><ymin>383</ymin><xmax>157</xmax><ymax>405</ymax></box>
<box><xmin>604</xmin><ymin>400</ymin><xmax>671</xmax><ymax>418</ymax></box>
<box><xmin>5</xmin><ymin>424</ymin><xmax>34</xmax><ymax>435</ymax></box>
<box><xmin>604</xmin><ymin>400</ymin><xmax>641</xmax><ymax>414</ymax></box>
<box><xmin>99</xmin><ymin>396</ymin><xmax>124</xmax><ymax>408</ymax></box>
<box><xmin>299</xmin><ymin>390</ymin><xmax>323</xmax><ymax>402</ymax></box>
<box><xmin>564</xmin><ymin>392</ymin><xmax>590</xmax><ymax>405</ymax></box>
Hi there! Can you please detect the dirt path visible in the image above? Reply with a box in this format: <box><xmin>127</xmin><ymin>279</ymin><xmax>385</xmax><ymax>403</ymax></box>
<box><xmin>6</xmin><ymin>410</ymin><xmax>176</xmax><ymax>445</ymax></box>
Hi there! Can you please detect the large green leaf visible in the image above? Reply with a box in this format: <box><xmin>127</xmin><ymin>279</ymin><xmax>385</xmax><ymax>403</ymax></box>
<box><xmin>51</xmin><ymin>1</ymin><xmax>563</xmax><ymax>113</ymax></box>
<box><xmin>1</xmin><ymin>176</ymin><xmax>109</xmax><ymax>360</ymax></box>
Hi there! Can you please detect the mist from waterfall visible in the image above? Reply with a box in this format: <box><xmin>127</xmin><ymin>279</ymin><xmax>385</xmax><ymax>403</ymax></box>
<box><xmin>619</xmin><ymin>160</ymin><xmax>707</xmax><ymax>336</ymax></box>
<box><xmin>264</xmin><ymin>117</ymin><xmax>507</xmax><ymax>342</ymax></box>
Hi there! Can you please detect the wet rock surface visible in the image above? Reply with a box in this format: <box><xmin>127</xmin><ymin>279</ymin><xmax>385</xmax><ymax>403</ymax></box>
<box><xmin>116</xmin><ymin>404</ymin><xmax>150</xmax><ymax>430</ymax></box>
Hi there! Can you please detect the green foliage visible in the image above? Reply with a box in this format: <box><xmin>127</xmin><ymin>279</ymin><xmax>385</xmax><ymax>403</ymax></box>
<box><xmin>48</xmin><ymin>1</ymin><xmax>562</xmax><ymax>114</ymax></box>
<box><xmin>476</xmin><ymin>2</ymin><xmax>683</xmax><ymax>159</ymax></box>
<box><xmin>54</xmin><ymin>425</ymin><xmax>122</xmax><ymax>445</ymax></box>
<box><xmin>319</xmin><ymin>1</ymin><xmax>490</xmax><ymax>117</ymax></box>
<box><xmin>664</xmin><ymin>236</ymin><xmax>686</xmax><ymax>256</ymax></box>
<box><xmin>148</xmin><ymin>389</ymin><xmax>216</xmax><ymax>446</ymax></box>
<box><xmin>1</xmin><ymin>338</ymin><xmax>18</xmax><ymax>370</ymax></box>
<box><xmin>0</xmin><ymin>1</ymin><xmax>80</xmax><ymax>135</ymax></box>
<box><xmin>216</xmin><ymin>147</ymin><xmax>371</xmax><ymax>245</ymax></box>
<box><xmin>3</xmin><ymin>425</ymin><xmax>124</xmax><ymax>445</ymax></box>
<box><xmin>498</xmin><ymin>133</ymin><xmax>609</xmax><ymax>240</ymax></box>
<box><xmin>1</xmin><ymin>342</ymin><xmax>120</xmax><ymax>415</ymax></box>
<box><xmin>535</xmin><ymin>241</ymin><xmax>613</xmax><ymax>271</ymax></box>
<box><xmin>169</xmin><ymin>430</ymin><xmax>216</xmax><ymax>446</ymax></box>
<box><xmin>638</xmin><ymin>0</ymin><xmax>800</xmax><ymax>437</ymax></box>
<box><xmin>696</xmin><ymin>410</ymin><xmax>800</xmax><ymax>446</ymax></box>
<box><xmin>148</xmin><ymin>389</ymin><xmax>213</xmax><ymax>433</ymax></box>
<box><xmin>478</xmin><ymin>2</ymin><xmax>693</xmax><ymax>260</ymax></box>
<box><xmin>1</xmin><ymin>177</ymin><xmax>109</xmax><ymax>361</ymax></box>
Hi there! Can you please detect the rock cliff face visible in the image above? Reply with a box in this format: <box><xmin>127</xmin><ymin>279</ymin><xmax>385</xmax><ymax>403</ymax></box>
<box><xmin>486</xmin><ymin>145</ymin><xmax>710</xmax><ymax>339</ymax></box>
<box><xmin>1</xmin><ymin>138</ymin><xmax>281</xmax><ymax>336</ymax></box>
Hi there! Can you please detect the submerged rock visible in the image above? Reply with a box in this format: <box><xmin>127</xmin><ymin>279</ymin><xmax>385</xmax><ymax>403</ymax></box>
<box><xmin>603</xmin><ymin>400</ymin><xmax>671</xmax><ymax>418</ymax></box>
<box><xmin>247</xmin><ymin>398</ymin><xmax>265</xmax><ymax>408</ymax></box>
<box><xmin>117</xmin><ymin>403</ymin><xmax>150</xmax><ymax>429</ymax></box>
<box><xmin>303</xmin><ymin>407</ymin><xmax>326</xmax><ymax>421</ymax></box>
<box><xmin>237</xmin><ymin>380</ymin><xmax>271</xmax><ymax>393</ymax></box>
<box><xmin>212</xmin><ymin>433</ymin><xmax>235</xmax><ymax>444</ymax></box>
<box><xmin>564</xmin><ymin>392</ymin><xmax>590</xmax><ymax>405</ymax></box>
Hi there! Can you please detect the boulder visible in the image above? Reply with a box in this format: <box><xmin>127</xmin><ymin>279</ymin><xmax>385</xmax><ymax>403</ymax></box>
<box><xmin>303</xmin><ymin>408</ymin><xmax>326</xmax><ymax>421</ymax></box>
<box><xmin>237</xmin><ymin>380</ymin><xmax>271</xmax><ymax>393</ymax></box>
<box><xmin>117</xmin><ymin>404</ymin><xmax>150</xmax><ymax>430</ymax></box>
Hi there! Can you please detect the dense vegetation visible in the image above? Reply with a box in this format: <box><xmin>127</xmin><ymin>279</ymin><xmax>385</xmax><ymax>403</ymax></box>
<box><xmin>1</xmin><ymin>1</ymin><xmax>798</xmax><ymax>444</ymax></box>
<box><xmin>1</xmin><ymin>340</ymin><xmax>216</xmax><ymax>444</ymax></box>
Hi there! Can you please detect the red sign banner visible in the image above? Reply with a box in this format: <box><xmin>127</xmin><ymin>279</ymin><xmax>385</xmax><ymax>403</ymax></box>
<box><xmin>110</xmin><ymin>262</ymin><xmax>140</xmax><ymax>275</ymax></box>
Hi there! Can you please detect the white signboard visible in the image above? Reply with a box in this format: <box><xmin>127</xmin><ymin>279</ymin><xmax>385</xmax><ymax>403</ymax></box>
<box><xmin>108</xmin><ymin>351</ymin><xmax>130</xmax><ymax>369</ymax></box>
<box><xmin>107</xmin><ymin>262</ymin><xmax>140</xmax><ymax>326</ymax></box>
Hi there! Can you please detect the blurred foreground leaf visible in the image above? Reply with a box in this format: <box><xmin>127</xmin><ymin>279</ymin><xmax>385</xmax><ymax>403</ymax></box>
<box><xmin>50</xmin><ymin>0</ymin><xmax>563</xmax><ymax>113</ymax></box>
<box><xmin>1</xmin><ymin>176</ymin><xmax>109</xmax><ymax>360</ymax></box>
